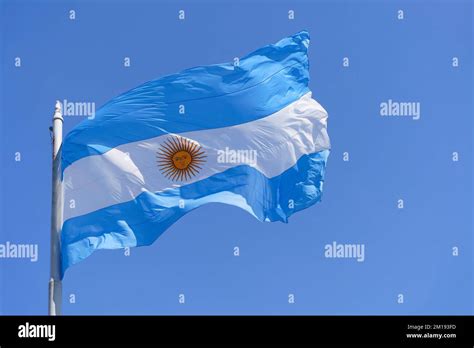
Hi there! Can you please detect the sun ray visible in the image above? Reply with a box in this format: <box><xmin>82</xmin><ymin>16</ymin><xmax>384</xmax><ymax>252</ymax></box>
<box><xmin>156</xmin><ymin>136</ymin><xmax>206</xmax><ymax>182</ymax></box>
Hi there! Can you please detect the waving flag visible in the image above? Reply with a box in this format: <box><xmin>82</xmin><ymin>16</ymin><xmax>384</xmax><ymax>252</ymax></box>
<box><xmin>60</xmin><ymin>31</ymin><xmax>330</xmax><ymax>277</ymax></box>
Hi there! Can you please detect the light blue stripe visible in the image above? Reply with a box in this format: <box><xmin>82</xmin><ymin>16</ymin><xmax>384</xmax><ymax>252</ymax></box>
<box><xmin>61</xmin><ymin>31</ymin><xmax>310</xmax><ymax>172</ymax></box>
<box><xmin>60</xmin><ymin>149</ymin><xmax>329</xmax><ymax>277</ymax></box>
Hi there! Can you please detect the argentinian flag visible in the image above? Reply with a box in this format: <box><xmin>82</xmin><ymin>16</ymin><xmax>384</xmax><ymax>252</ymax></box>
<box><xmin>60</xmin><ymin>31</ymin><xmax>330</xmax><ymax>277</ymax></box>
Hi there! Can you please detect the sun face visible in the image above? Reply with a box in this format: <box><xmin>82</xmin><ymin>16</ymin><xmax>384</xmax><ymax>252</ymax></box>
<box><xmin>156</xmin><ymin>136</ymin><xmax>206</xmax><ymax>182</ymax></box>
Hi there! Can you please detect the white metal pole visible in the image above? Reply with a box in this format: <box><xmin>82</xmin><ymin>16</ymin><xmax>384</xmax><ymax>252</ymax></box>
<box><xmin>49</xmin><ymin>100</ymin><xmax>63</xmax><ymax>315</ymax></box>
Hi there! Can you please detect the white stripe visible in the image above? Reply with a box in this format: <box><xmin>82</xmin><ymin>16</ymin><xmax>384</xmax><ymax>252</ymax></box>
<box><xmin>62</xmin><ymin>92</ymin><xmax>330</xmax><ymax>221</ymax></box>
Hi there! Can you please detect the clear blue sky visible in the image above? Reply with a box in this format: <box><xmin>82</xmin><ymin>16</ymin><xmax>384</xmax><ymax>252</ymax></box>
<box><xmin>0</xmin><ymin>0</ymin><xmax>472</xmax><ymax>315</ymax></box>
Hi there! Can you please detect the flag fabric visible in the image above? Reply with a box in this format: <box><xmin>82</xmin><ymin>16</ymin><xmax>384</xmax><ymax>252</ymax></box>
<box><xmin>60</xmin><ymin>30</ymin><xmax>330</xmax><ymax>277</ymax></box>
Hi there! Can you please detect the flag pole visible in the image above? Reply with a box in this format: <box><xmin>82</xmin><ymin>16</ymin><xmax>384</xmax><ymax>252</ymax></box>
<box><xmin>49</xmin><ymin>100</ymin><xmax>63</xmax><ymax>315</ymax></box>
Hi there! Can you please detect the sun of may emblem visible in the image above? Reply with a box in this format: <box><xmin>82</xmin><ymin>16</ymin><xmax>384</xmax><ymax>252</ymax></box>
<box><xmin>156</xmin><ymin>136</ymin><xmax>206</xmax><ymax>181</ymax></box>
